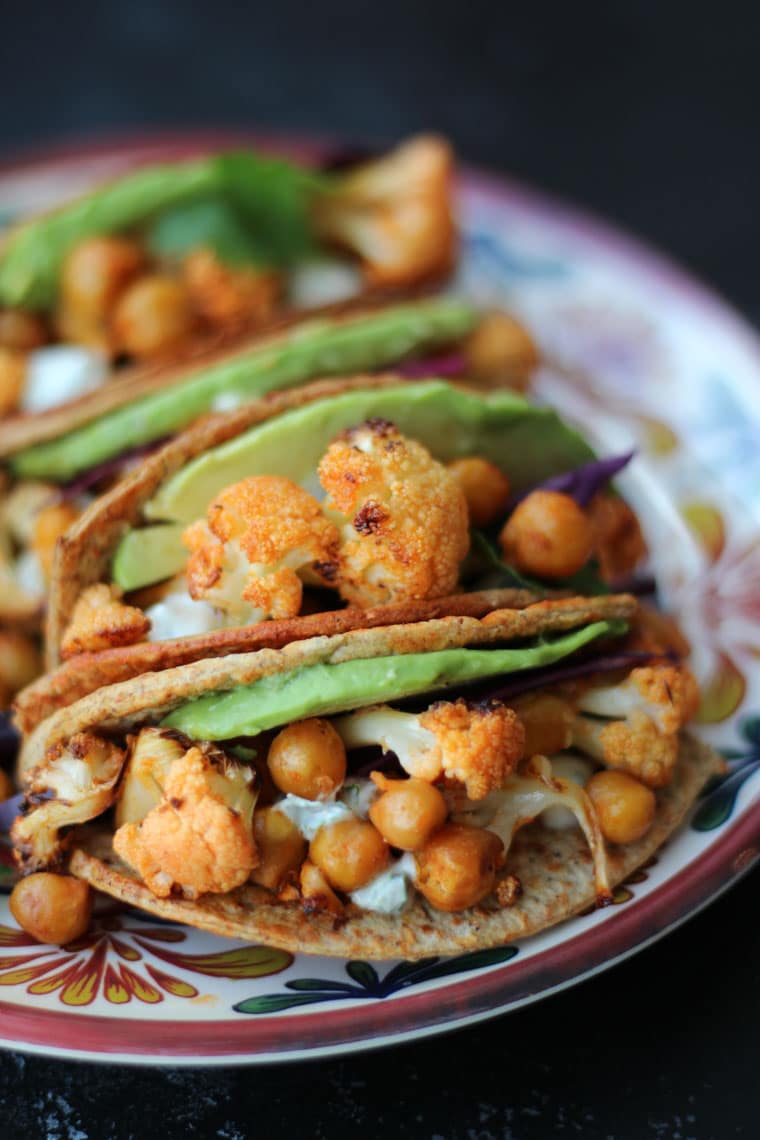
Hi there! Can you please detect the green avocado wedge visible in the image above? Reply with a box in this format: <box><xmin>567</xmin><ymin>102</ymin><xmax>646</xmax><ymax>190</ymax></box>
<box><xmin>0</xmin><ymin>151</ymin><xmax>323</xmax><ymax>311</ymax></box>
<box><xmin>112</xmin><ymin>380</ymin><xmax>593</xmax><ymax>591</ymax></box>
<box><xmin>10</xmin><ymin>298</ymin><xmax>477</xmax><ymax>482</ymax></box>
<box><xmin>163</xmin><ymin>620</ymin><xmax>622</xmax><ymax>739</ymax></box>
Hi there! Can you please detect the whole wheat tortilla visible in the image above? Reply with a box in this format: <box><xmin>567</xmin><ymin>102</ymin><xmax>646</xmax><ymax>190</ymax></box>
<box><xmin>69</xmin><ymin>735</ymin><xmax>720</xmax><ymax>959</ymax></box>
<box><xmin>45</xmin><ymin>372</ymin><xmax>418</xmax><ymax>669</ymax></box>
<box><xmin>19</xmin><ymin>596</ymin><xmax>636</xmax><ymax>775</ymax></box>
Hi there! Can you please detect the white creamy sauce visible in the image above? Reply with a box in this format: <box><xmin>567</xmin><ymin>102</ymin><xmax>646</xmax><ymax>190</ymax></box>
<box><xmin>542</xmin><ymin>754</ymin><xmax>594</xmax><ymax>831</ymax></box>
<box><xmin>350</xmin><ymin>853</ymin><xmax>417</xmax><ymax>914</ymax></box>
<box><xmin>274</xmin><ymin>794</ymin><xmax>354</xmax><ymax>841</ymax></box>
<box><xmin>338</xmin><ymin>778</ymin><xmax>378</xmax><ymax>819</ymax></box>
<box><xmin>145</xmin><ymin>593</ymin><xmax>223</xmax><ymax>642</ymax></box>
<box><xmin>288</xmin><ymin>259</ymin><xmax>362</xmax><ymax>308</ymax></box>
<box><xmin>22</xmin><ymin>346</ymin><xmax>108</xmax><ymax>414</ymax></box>
<box><xmin>14</xmin><ymin>549</ymin><xmax>45</xmax><ymax>601</ymax></box>
<box><xmin>211</xmin><ymin>391</ymin><xmax>244</xmax><ymax>414</ymax></box>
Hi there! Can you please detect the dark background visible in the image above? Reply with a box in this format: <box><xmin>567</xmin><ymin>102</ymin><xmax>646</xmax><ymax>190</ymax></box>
<box><xmin>1</xmin><ymin>2</ymin><xmax>758</xmax><ymax>1136</ymax></box>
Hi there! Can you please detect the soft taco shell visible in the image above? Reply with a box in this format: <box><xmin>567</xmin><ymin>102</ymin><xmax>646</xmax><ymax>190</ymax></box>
<box><xmin>20</xmin><ymin>598</ymin><xmax>637</xmax><ymax>774</ymax></box>
<box><xmin>69</xmin><ymin>734</ymin><xmax>720</xmax><ymax>959</ymax></box>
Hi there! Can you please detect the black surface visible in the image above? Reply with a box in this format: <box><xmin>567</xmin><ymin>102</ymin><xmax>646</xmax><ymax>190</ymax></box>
<box><xmin>1</xmin><ymin>2</ymin><xmax>758</xmax><ymax>1136</ymax></box>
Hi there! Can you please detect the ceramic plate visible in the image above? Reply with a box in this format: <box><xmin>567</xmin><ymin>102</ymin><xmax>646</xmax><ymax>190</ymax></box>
<box><xmin>0</xmin><ymin>133</ymin><xmax>758</xmax><ymax>1065</ymax></box>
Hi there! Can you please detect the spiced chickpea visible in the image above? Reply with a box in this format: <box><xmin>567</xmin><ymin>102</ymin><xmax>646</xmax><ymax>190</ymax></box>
<box><xmin>250</xmin><ymin>807</ymin><xmax>308</xmax><ymax>890</ymax></box>
<box><xmin>510</xmin><ymin>692</ymin><xmax>575</xmax><ymax>758</ymax></box>
<box><xmin>267</xmin><ymin>719</ymin><xmax>347</xmax><ymax>801</ymax></box>
<box><xmin>587</xmin><ymin>770</ymin><xmax>656</xmax><ymax>845</ymax></box>
<box><xmin>10</xmin><ymin>873</ymin><xmax>92</xmax><ymax>945</ymax></box>
<box><xmin>309</xmin><ymin>818</ymin><xmax>389</xmax><ymax>893</ymax></box>
<box><xmin>32</xmin><ymin>501</ymin><xmax>80</xmax><ymax>581</ymax></box>
<box><xmin>499</xmin><ymin>490</ymin><xmax>594</xmax><ymax>580</ymax></box>
<box><xmin>0</xmin><ymin>309</ymin><xmax>47</xmax><ymax>352</ymax></box>
<box><xmin>463</xmin><ymin>311</ymin><xmax>539</xmax><ymax>392</ymax></box>
<box><xmin>414</xmin><ymin>823</ymin><xmax>504</xmax><ymax>911</ymax></box>
<box><xmin>111</xmin><ymin>275</ymin><xmax>194</xmax><ymax>358</ymax></box>
<box><xmin>60</xmin><ymin>236</ymin><xmax>145</xmax><ymax>322</ymax></box>
<box><xmin>0</xmin><ymin>347</ymin><xmax>26</xmax><ymax>416</ymax></box>
<box><xmin>447</xmin><ymin>457</ymin><xmax>510</xmax><ymax>527</ymax></box>
<box><xmin>368</xmin><ymin>773</ymin><xmax>448</xmax><ymax>851</ymax></box>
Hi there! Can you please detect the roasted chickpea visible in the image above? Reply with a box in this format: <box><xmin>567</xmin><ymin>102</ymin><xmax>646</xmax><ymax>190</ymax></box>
<box><xmin>250</xmin><ymin>807</ymin><xmax>308</xmax><ymax>890</ymax></box>
<box><xmin>32</xmin><ymin>501</ymin><xmax>80</xmax><ymax>580</ymax></box>
<box><xmin>464</xmin><ymin>311</ymin><xmax>539</xmax><ymax>392</ymax></box>
<box><xmin>111</xmin><ymin>275</ymin><xmax>195</xmax><ymax>358</ymax></box>
<box><xmin>60</xmin><ymin>236</ymin><xmax>145</xmax><ymax>322</ymax></box>
<box><xmin>587</xmin><ymin>770</ymin><xmax>656</xmax><ymax>845</ymax></box>
<box><xmin>447</xmin><ymin>457</ymin><xmax>510</xmax><ymax>527</ymax></box>
<box><xmin>0</xmin><ymin>347</ymin><xmax>26</xmax><ymax>416</ymax></box>
<box><xmin>0</xmin><ymin>309</ymin><xmax>47</xmax><ymax>352</ymax></box>
<box><xmin>587</xmin><ymin>493</ymin><xmax>647</xmax><ymax>581</ymax></box>
<box><xmin>310</xmin><ymin>818</ymin><xmax>389</xmax><ymax>893</ymax></box>
<box><xmin>368</xmin><ymin>773</ymin><xmax>448</xmax><ymax>851</ymax></box>
<box><xmin>267</xmin><ymin>719</ymin><xmax>347</xmax><ymax>801</ymax></box>
<box><xmin>0</xmin><ymin>769</ymin><xmax>14</xmax><ymax>800</ymax></box>
<box><xmin>499</xmin><ymin>490</ymin><xmax>594</xmax><ymax>580</ymax></box>
<box><xmin>0</xmin><ymin>631</ymin><xmax>42</xmax><ymax>699</ymax></box>
<box><xmin>414</xmin><ymin>823</ymin><xmax>504</xmax><ymax>911</ymax></box>
<box><xmin>10</xmin><ymin>873</ymin><xmax>92</xmax><ymax>945</ymax></box>
<box><xmin>510</xmin><ymin>692</ymin><xmax>575</xmax><ymax>758</ymax></box>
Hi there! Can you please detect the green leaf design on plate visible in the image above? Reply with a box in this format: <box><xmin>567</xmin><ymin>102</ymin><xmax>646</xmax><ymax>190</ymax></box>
<box><xmin>346</xmin><ymin>960</ymin><xmax>380</xmax><ymax>989</ymax></box>
<box><xmin>285</xmin><ymin>978</ymin><xmax>358</xmax><ymax>993</ymax></box>
<box><xmin>234</xmin><ymin>992</ymin><xmax>341</xmax><ymax>1015</ymax></box>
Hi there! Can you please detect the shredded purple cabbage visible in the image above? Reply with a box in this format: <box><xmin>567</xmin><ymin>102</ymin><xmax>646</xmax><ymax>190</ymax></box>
<box><xmin>395</xmin><ymin>353</ymin><xmax>466</xmax><ymax>380</ymax></box>
<box><xmin>0</xmin><ymin>793</ymin><xmax>22</xmax><ymax>834</ymax></box>
<box><xmin>605</xmin><ymin>572</ymin><xmax>657</xmax><ymax>597</ymax></box>
<box><xmin>59</xmin><ymin>437</ymin><xmax>169</xmax><ymax>501</ymax></box>
<box><xmin>511</xmin><ymin>451</ymin><xmax>635</xmax><ymax>510</ymax></box>
<box><xmin>472</xmin><ymin>648</ymin><xmax>675</xmax><ymax>705</ymax></box>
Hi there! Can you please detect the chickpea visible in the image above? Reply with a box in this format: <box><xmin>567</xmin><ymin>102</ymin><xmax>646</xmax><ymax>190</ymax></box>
<box><xmin>250</xmin><ymin>807</ymin><xmax>307</xmax><ymax>890</ymax></box>
<box><xmin>464</xmin><ymin>311</ymin><xmax>539</xmax><ymax>392</ymax></box>
<box><xmin>267</xmin><ymin>719</ymin><xmax>347</xmax><ymax>801</ymax></box>
<box><xmin>511</xmin><ymin>693</ymin><xmax>575</xmax><ymax>758</ymax></box>
<box><xmin>0</xmin><ymin>309</ymin><xmax>47</xmax><ymax>352</ymax></box>
<box><xmin>310</xmin><ymin>818</ymin><xmax>390</xmax><ymax>893</ymax></box>
<box><xmin>368</xmin><ymin>773</ymin><xmax>448</xmax><ymax>851</ymax></box>
<box><xmin>0</xmin><ymin>631</ymin><xmax>42</xmax><ymax>698</ymax></box>
<box><xmin>587</xmin><ymin>770</ymin><xmax>656</xmax><ymax>845</ymax></box>
<box><xmin>111</xmin><ymin>275</ymin><xmax>195</xmax><ymax>359</ymax></box>
<box><xmin>10</xmin><ymin>873</ymin><xmax>92</xmax><ymax>945</ymax></box>
<box><xmin>0</xmin><ymin>347</ymin><xmax>27</xmax><ymax>416</ymax></box>
<box><xmin>60</xmin><ymin>236</ymin><xmax>145</xmax><ymax>323</ymax></box>
<box><xmin>414</xmin><ymin>823</ymin><xmax>504</xmax><ymax>911</ymax></box>
<box><xmin>448</xmin><ymin>457</ymin><xmax>511</xmax><ymax>527</ymax></box>
<box><xmin>32</xmin><ymin>501</ymin><xmax>80</xmax><ymax>581</ymax></box>
<box><xmin>499</xmin><ymin>490</ymin><xmax>594</xmax><ymax>580</ymax></box>
<box><xmin>0</xmin><ymin>769</ymin><xmax>14</xmax><ymax>800</ymax></box>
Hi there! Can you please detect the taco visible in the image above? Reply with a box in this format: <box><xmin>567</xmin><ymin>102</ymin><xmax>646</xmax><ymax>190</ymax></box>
<box><xmin>10</xmin><ymin>602</ymin><xmax>720</xmax><ymax>959</ymax></box>
<box><xmin>27</xmin><ymin>369</ymin><xmax>622</xmax><ymax>720</ymax></box>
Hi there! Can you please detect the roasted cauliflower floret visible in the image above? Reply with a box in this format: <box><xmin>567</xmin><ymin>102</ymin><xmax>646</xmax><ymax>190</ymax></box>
<box><xmin>113</xmin><ymin>745</ymin><xmax>259</xmax><ymax>900</ymax></box>
<box><xmin>114</xmin><ymin>727</ymin><xmax>189</xmax><ymax>828</ymax></box>
<box><xmin>318</xmin><ymin>419</ymin><xmax>469</xmax><ymax>607</ymax></box>
<box><xmin>312</xmin><ymin>135</ymin><xmax>455</xmax><ymax>286</ymax></box>
<box><xmin>12</xmin><ymin>733</ymin><xmax>125</xmax><ymax>870</ymax></box>
<box><xmin>182</xmin><ymin>249</ymin><xmax>281</xmax><ymax>330</ymax></box>
<box><xmin>577</xmin><ymin>664</ymin><xmax>699</xmax><ymax>735</ymax></box>
<box><xmin>572</xmin><ymin>710</ymin><xmax>679</xmax><ymax>789</ymax></box>
<box><xmin>60</xmin><ymin>583</ymin><xmax>150</xmax><ymax>659</ymax></box>
<box><xmin>184</xmin><ymin>475</ymin><xmax>340</xmax><ymax>626</ymax></box>
<box><xmin>334</xmin><ymin>698</ymin><xmax>525</xmax><ymax>801</ymax></box>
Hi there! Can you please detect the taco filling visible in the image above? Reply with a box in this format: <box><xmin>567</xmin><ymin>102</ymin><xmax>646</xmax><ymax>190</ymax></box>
<box><xmin>9</xmin><ymin>600</ymin><xmax>718</xmax><ymax>959</ymax></box>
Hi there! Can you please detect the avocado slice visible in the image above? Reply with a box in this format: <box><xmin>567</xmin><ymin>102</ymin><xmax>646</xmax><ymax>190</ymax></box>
<box><xmin>11</xmin><ymin>298</ymin><xmax>477</xmax><ymax>482</ymax></box>
<box><xmin>112</xmin><ymin>380</ymin><xmax>593</xmax><ymax>592</ymax></box>
<box><xmin>163</xmin><ymin>620</ymin><xmax>621</xmax><ymax>739</ymax></box>
<box><xmin>111</xmin><ymin>523</ymin><xmax>187</xmax><ymax>591</ymax></box>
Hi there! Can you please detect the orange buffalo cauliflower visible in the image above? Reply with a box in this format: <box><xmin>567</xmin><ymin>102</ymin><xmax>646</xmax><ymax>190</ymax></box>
<box><xmin>182</xmin><ymin>249</ymin><xmax>281</xmax><ymax>331</ymax></box>
<box><xmin>334</xmin><ymin>698</ymin><xmax>525</xmax><ymax>801</ymax></box>
<box><xmin>318</xmin><ymin>419</ymin><xmax>470</xmax><ymax>607</ymax></box>
<box><xmin>576</xmin><ymin>664</ymin><xmax>699</xmax><ymax>735</ymax></box>
<box><xmin>312</xmin><ymin>135</ymin><xmax>455</xmax><ymax>286</ymax></box>
<box><xmin>572</xmin><ymin>710</ymin><xmax>679</xmax><ymax>789</ymax></box>
<box><xmin>183</xmin><ymin>475</ymin><xmax>340</xmax><ymax>626</ymax></box>
<box><xmin>61</xmin><ymin>583</ymin><xmax>150</xmax><ymax>658</ymax></box>
<box><xmin>113</xmin><ymin>746</ymin><xmax>259</xmax><ymax>899</ymax></box>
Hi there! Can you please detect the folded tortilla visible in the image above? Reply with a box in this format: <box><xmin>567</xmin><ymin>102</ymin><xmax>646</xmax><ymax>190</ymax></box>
<box><xmin>13</xmin><ymin>604</ymin><xmax>720</xmax><ymax>959</ymax></box>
